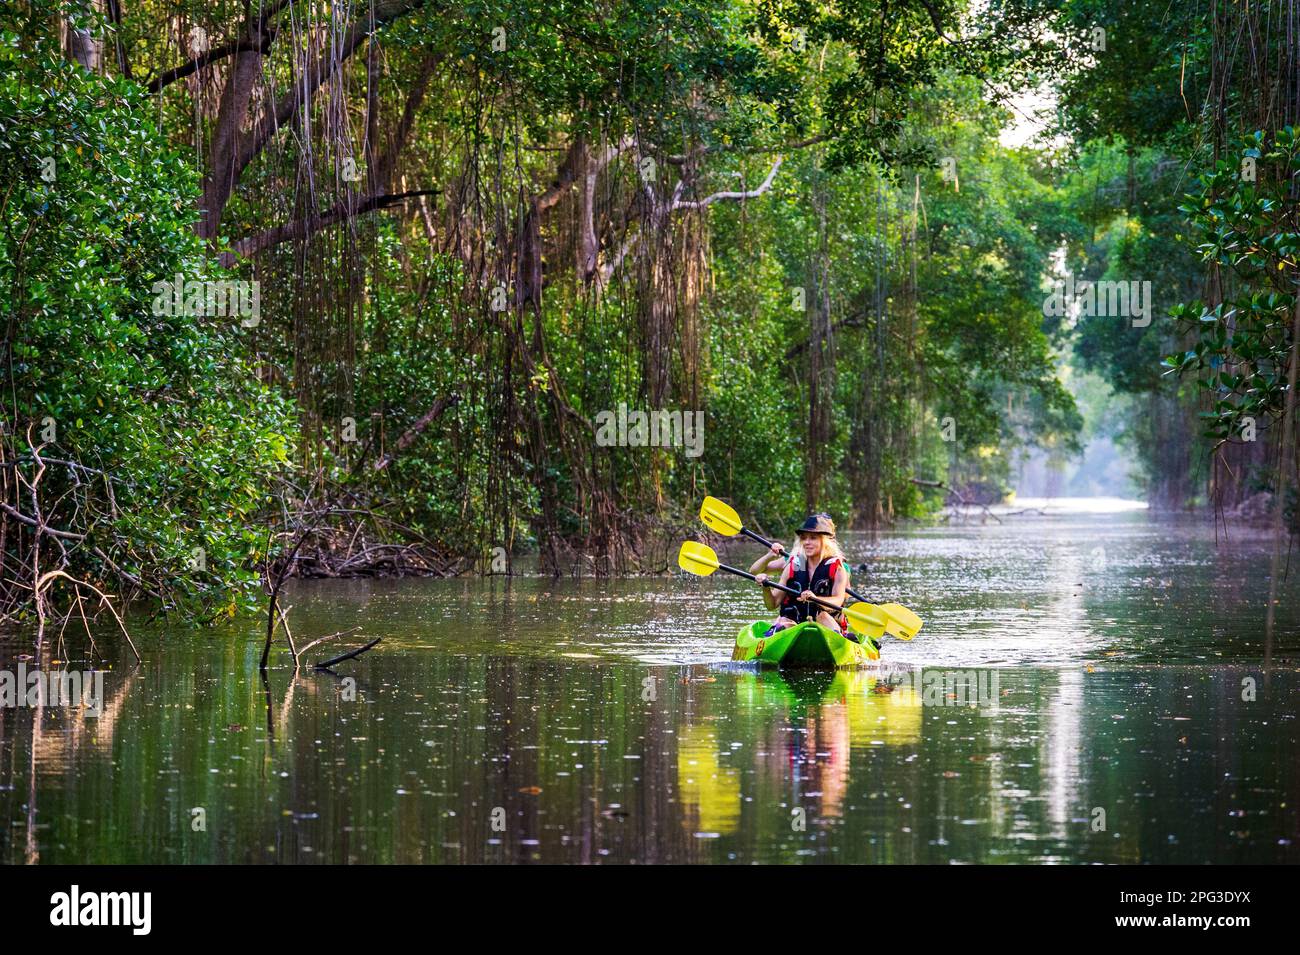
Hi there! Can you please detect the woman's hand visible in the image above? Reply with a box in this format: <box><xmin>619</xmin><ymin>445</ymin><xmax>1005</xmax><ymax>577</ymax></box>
<box><xmin>755</xmin><ymin>573</ymin><xmax>768</xmax><ymax>586</ymax></box>
<box><xmin>769</xmin><ymin>542</ymin><xmax>784</xmax><ymax>557</ymax></box>
<box><xmin>796</xmin><ymin>590</ymin><xmax>812</xmax><ymax>602</ymax></box>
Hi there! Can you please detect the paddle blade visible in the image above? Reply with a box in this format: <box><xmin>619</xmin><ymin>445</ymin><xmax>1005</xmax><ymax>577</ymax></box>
<box><xmin>699</xmin><ymin>496</ymin><xmax>743</xmax><ymax>536</ymax></box>
<box><xmin>677</xmin><ymin>540</ymin><xmax>721</xmax><ymax>577</ymax></box>
<box><xmin>844</xmin><ymin>600</ymin><xmax>888</xmax><ymax>641</ymax></box>
<box><xmin>880</xmin><ymin>603</ymin><xmax>923</xmax><ymax>640</ymax></box>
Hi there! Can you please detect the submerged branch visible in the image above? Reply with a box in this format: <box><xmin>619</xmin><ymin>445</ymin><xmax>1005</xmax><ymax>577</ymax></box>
<box><xmin>315</xmin><ymin>636</ymin><xmax>382</xmax><ymax>670</ymax></box>
<box><xmin>262</xmin><ymin>529</ymin><xmax>313</xmax><ymax>671</ymax></box>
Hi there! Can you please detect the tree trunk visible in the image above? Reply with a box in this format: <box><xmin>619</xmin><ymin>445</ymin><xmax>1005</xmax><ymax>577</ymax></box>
<box><xmin>65</xmin><ymin>1</ymin><xmax>103</xmax><ymax>72</ymax></box>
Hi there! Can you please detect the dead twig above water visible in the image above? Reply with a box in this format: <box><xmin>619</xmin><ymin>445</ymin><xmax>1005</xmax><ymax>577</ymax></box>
<box><xmin>261</xmin><ymin>528</ymin><xmax>312</xmax><ymax>671</ymax></box>
<box><xmin>296</xmin><ymin>626</ymin><xmax>362</xmax><ymax>659</ymax></box>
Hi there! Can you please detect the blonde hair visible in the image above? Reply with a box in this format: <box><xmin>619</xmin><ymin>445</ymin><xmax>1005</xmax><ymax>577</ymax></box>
<box><xmin>797</xmin><ymin>532</ymin><xmax>844</xmax><ymax>563</ymax></box>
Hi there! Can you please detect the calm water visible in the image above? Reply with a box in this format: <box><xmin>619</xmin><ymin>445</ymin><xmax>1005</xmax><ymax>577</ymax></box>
<box><xmin>2</xmin><ymin>508</ymin><xmax>1297</xmax><ymax>864</ymax></box>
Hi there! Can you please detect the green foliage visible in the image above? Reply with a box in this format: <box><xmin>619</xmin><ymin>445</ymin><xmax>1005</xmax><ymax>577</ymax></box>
<box><xmin>1049</xmin><ymin>0</ymin><xmax>1207</xmax><ymax>150</ymax></box>
<box><xmin>1164</xmin><ymin>128</ymin><xmax>1300</xmax><ymax>447</ymax></box>
<box><xmin>1040</xmin><ymin>0</ymin><xmax>1300</xmax><ymax>509</ymax></box>
<box><xmin>0</xmin><ymin>35</ymin><xmax>294</xmax><ymax>615</ymax></box>
<box><xmin>699</xmin><ymin>74</ymin><xmax>1080</xmax><ymax>516</ymax></box>
<box><xmin>1052</xmin><ymin>137</ymin><xmax>1204</xmax><ymax>504</ymax></box>
<box><xmin>3</xmin><ymin>0</ymin><xmax>1097</xmax><ymax>615</ymax></box>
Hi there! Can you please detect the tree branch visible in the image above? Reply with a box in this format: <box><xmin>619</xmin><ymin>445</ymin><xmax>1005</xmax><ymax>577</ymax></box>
<box><xmin>236</xmin><ymin>0</ymin><xmax>426</xmax><ymax>187</ymax></box>
<box><xmin>915</xmin><ymin>0</ymin><xmax>959</xmax><ymax>41</ymax></box>
<box><xmin>197</xmin><ymin>0</ymin><xmax>427</xmax><ymax>240</ymax></box>
<box><xmin>372</xmin><ymin>393</ymin><xmax>461</xmax><ymax>472</ymax></box>
<box><xmin>315</xmin><ymin>636</ymin><xmax>382</xmax><ymax>670</ymax></box>
<box><xmin>221</xmin><ymin>189</ymin><xmax>439</xmax><ymax>264</ymax></box>
<box><xmin>146</xmin><ymin>0</ymin><xmax>291</xmax><ymax>93</ymax></box>
<box><xmin>222</xmin><ymin>53</ymin><xmax>438</xmax><ymax>262</ymax></box>
<box><xmin>670</xmin><ymin>158</ymin><xmax>784</xmax><ymax>211</ymax></box>
<box><xmin>0</xmin><ymin>502</ymin><xmax>87</xmax><ymax>540</ymax></box>
<box><xmin>147</xmin><ymin>37</ymin><xmax>271</xmax><ymax>93</ymax></box>
<box><xmin>596</xmin><ymin>228</ymin><xmax>642</xmax><ymax>288</ymax></box>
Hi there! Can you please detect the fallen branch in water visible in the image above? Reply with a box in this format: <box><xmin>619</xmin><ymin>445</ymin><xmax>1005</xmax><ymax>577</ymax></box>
<box><xmin>911</xmin><ymin>477</ymin><xmax>1003</xmax><ymax>524</ymax></box>
<box><xmin>35</xmin><ymin>569</ymin><xmax>141</xmax><ymax>662</ymax></box>
<box><xmin>260</xmin><ymin>465</ymin><xmax>455</xmax><ymax>672</ymax></box>
<box><xmin>314</xmin><ymin>636</ymin><xmax>382</xmax><ymax>670</ymax></box>
<box><xmin>276</xmin><ymin>603</ymin><xmax>298</xmax><ymax>668</ymax></box>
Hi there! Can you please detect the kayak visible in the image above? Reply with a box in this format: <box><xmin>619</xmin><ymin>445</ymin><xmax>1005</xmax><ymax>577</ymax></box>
<box><xmin>731</xmin><ymin>620</ymin><xmax>880</xmax><ymax>668</ymax></box>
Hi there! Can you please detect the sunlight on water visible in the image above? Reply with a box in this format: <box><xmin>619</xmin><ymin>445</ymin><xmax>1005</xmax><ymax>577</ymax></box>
<box><xmin>998</xmin><ymin>496</ymin><xmax>1150</xmax><ymax>514</ymax></box>
<box><xmin>1</xmin><ymin>509</ymin><xmax>1297</xmax><ymax>864</ymax></box>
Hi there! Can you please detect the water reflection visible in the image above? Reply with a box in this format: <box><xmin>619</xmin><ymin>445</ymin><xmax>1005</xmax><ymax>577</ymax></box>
<box><xmin>677</xmin><ymin>669</ymin><xmax>926</xmax><ymax>836</ymax></box>
<box><xmin>1</xmin><ymin>512</ymin><xmax>1297</xmax><ymax>864</ymax></box>
<box><xmin>677</xmin><ymin>724</ymin><xmax>741</xmax><ymax>836</ymax></box>
<box><xmin>1043</xmin><ymin>668</ymin><xmax>1085</xmax><ymax>840</ymax></box>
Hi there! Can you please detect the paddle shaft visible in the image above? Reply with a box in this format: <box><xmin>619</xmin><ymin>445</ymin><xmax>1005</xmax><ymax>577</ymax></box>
<box><xmin>741</xmin><ymin>527</ymin><xmax>875</xmax><ymax>606</ymax></box>
<box><xmin>713</xmin><ymin>559</ymin><xmax>845</xmax><ymax>616</ymax></box>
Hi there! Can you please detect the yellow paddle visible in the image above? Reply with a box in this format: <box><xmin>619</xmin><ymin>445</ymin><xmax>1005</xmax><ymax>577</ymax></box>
<box><xmin>699</xmin><ymin>495</ymin><xmax>923</xmax><ymax>640</ymax></box>
<box><xmin>677</xmin><ymin>541</ymin><xmax>887</xmax><ymax>641</ymax></box>
<box><xmin>878</xmin><ymin>603</ymin><xmax>922</xmax><ymax>640</ymax></box>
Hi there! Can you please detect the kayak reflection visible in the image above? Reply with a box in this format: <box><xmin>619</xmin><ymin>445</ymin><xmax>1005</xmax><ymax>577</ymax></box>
<box><xmin>676</xmin><ymin>667</ymin><xmax>923</xmax><ymax>835</ymax></box>
<box><xmin>677</xmin><ymin>724</ymin><xmax>743</xmax><ymax>836</ymax></box>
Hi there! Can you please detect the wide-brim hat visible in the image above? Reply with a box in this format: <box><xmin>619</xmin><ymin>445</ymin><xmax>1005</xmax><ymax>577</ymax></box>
<box><xmin>797</xmin><ymin>513</ymin><xmax>836</xmax><ymax>536</ymax></box>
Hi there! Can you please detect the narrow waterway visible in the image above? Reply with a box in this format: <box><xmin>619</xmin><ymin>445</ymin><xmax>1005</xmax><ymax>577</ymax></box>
<box><xmin>1</xmin><ymin>507</ymin><xmax>1296</xmax><ymax>863</ymax></box>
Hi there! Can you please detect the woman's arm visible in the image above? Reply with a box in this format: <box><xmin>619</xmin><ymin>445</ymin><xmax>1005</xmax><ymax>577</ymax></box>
<box><xmin>756</xmin><ymin>569</ymin><xmax>778</xmax><ymax>610</ymax></box>
<box><xmin>752</xmin><ymin>544</ymin><xmax>785</xmax><ymax>609</ymax></box>
<box><xmin>748</xmin><ymin>542</ymin><xmax>785</xmax><ymax>576</ymax></box>
<box><xmin>758</xmin><ymin>560</ymin><xmax>792</xmax><ymax>612</ymax></box>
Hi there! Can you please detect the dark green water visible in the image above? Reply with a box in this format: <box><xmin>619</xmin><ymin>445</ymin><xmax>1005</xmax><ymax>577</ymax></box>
<box><xmin>2</xmin><ymin>508</ymin><xmax>1298</xmax><ymax>863</ymax></box>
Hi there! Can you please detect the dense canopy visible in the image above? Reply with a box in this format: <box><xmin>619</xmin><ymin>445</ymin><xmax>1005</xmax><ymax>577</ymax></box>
<box><xmin>1</xmin><ymin>0</ymin><xmax>1296</xmax><ymax>628</ymax></box>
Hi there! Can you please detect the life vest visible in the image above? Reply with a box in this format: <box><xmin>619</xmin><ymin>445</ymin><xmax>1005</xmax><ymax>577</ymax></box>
<box><xmin>780</xmin><ymin>555</ymin><xmax>846</xmax><ymax>628</ymax></box>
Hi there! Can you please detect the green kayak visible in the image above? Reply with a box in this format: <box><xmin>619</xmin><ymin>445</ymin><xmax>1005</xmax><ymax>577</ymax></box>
<box><xmin>731</xmin><ymin>620</ymin><xmax>880</xmax><ymax>668</ymax></box>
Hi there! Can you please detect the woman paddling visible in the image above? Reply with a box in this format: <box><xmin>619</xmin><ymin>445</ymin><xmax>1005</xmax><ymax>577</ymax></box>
<box><xmin>746</xmin><ymin>538</ymin><xmax>800</xmax><ymax>577</ymax></box>
<box><xmin>753</xmin><ymin>513</ymin><xmax>852</xmax><ymax>639</ymax></box>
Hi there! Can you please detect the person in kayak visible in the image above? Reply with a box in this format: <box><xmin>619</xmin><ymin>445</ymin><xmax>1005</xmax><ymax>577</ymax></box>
<box><xmin>753</xmin><ymin>513</ymin><xmax>851</xmax><ymax>638</ymax></box>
